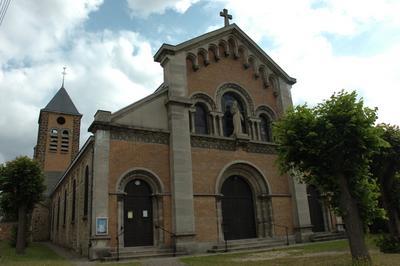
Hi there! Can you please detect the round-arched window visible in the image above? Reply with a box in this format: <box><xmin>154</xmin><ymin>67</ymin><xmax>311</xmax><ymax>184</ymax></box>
<box><xmin>222</xmin><ymin>92</ymin><xmax>247</xmax><ymax>137</ymax></box>
<box><xmin>260</xmin><ymin>115</ymin><xmax>272</xmax><ymax>142</ymax></box>
<box><xmin>194</xmin><ymin>103</ymin><xmax>209</xmax><ymax>134</ymax></box>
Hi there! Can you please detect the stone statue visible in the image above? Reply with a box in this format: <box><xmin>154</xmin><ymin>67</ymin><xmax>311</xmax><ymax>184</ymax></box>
<box><xmin>231</xmin><ymin>100</ymin><xmax>243</xmax><ymax>136</ymax></box>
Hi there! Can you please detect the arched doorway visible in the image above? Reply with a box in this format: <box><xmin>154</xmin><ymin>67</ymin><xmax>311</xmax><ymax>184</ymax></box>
<box><xmin>307</xmin><ymin>185</ymin><xmax>325</xmax><ymax>232</ymax></box>
<box><xmin>124</xmin><ymin>179</ymin><xmax>153</xmax><ymax>246</ymax></box>
<box><xmin>221</xmin><ymin>175</ymin><xmax>257</xmax><ymax>240</ymax></box>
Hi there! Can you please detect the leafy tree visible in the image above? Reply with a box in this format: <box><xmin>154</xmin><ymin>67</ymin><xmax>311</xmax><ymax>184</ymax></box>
<box><xmin>371</xmin><ymin>124</ymin><xmax>400</xmax><ymax>238</ymax></box>
<box><xmin>0</xmin><ymin>156</ymin><xmax>45</xmax><ymax>254</ymax></box>
<box><xmin>274</xmin><ymin>91</ymin><xmax>384</xmax><ymax>264</ymax></box>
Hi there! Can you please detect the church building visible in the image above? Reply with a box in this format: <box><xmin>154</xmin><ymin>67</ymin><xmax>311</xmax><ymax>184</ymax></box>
<box><xmin>32</xmin><ymin>11</ymin><xmax>341</xmax><ymax>260</ymax></box>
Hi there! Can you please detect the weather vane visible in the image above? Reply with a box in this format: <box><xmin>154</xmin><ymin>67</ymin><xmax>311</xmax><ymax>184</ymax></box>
<box><xmin>61</xmin><ymin>67</ymin><xmax>67</xmax><ymax>88</ymax></box>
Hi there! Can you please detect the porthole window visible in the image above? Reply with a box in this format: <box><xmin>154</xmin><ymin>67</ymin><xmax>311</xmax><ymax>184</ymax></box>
<box><xmin>57</xmin><ymin>116</ymin><xmax>66</xmax><ymax>125</ymax></box>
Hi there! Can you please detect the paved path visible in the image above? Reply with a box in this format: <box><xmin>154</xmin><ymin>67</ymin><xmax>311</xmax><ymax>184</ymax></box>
<box><xmin>43</xmin><ymin>241</ymin><xmax>186</xmax><ymax>266</ymax></box>
<box><xmin>42</xmin><ymin>242</ymin><xmax>93</xmax><ymax>266</ymax></box>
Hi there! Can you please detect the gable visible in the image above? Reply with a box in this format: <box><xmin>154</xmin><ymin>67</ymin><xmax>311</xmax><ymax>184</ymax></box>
<box><xmin>154</xmin><ymin>24</ymin><xmax>295</xmax><ymax>117</ymax></box>
<box><xmin>154</xmin><ymin>24</ymin><xmax>296</xmax><ymax>86</ymax></box>
<box><xmin>110</xmin><ymin>85</ymin><xmax>169</xmax><ymax>130</ymax></box>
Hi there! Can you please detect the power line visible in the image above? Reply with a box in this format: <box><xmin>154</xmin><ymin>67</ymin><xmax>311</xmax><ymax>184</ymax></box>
<box><xmin>0</xmin><ymin>0</ymin><xmax>11</xmax><ymax>26</ymax></box>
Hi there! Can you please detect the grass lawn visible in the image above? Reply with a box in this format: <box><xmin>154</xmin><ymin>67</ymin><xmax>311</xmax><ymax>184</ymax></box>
<box><xmin>180</xmin><ymin>237</ymin><xmax>400</xmax><ymax>266</ymax></box>
<box><xmin>0</xmin><ymin>240</ymin><xmax>71</xmax><ymax>266</ymax></box>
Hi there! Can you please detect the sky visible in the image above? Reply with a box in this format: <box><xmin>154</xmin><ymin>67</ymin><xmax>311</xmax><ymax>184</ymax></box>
<box><xmin>0</xmin><ymin>0</ymin><xmax>399</xmax><ymax>163</ymax></box>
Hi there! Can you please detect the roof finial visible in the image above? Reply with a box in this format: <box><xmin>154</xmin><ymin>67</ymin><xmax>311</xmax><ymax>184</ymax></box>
<box><xmin>61</xmin><ymin>66</ymin><xmax>67</xmax><ymax>88</ymax></box>
<box><xmin>220</xmin><ymin>8</ymin><xmax>232</xmax><ymax>27</ymax></box>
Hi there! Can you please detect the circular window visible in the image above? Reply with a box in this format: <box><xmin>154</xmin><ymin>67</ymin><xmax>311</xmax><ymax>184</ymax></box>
<box><xmin>57</xmin><ymin>116</ymin><xmax>66</xmax><ymax>125</ymax></box>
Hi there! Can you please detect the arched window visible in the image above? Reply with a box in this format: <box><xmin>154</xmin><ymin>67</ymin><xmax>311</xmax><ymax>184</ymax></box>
<box><xmin>259</xmin><ymin>115</ymin><xmax>272</xmax><ymax>142</ymax></box>
<box><xmin>57</xmin><ymin>197</ymin><xmax>60</xmax><ymax>231</ymax></box>
<box><xmin>61</xmin><ymin>129</ymin><xmax>69</xmax><ymax>152</ymax></box>
<box><xmin>71</xmin><ymin>179</ymin><xmax>76</xmax><ymax>222</ymax></box>
<box><xmin>84</xmin><ymin>166</ymin><xmax>89</xmax><ymax>216</ymax></box>
<box><xmin>63</xmin><ymin>189</ymin><xmax>67</xmax><ymax>226</ymax></box>
<box><xmin>194</xmin><ymin>103</ymin><xmax>209</xmax><ymax>134</ymax></box>
<box><xmin>49</xmin><ymin>128</ymin><xmax>58</xmax><ymax>152</ymax></box>
<box><xmin>222</xmin><ymin>92</ymin><xmax>247</xmax><ymax>137</ymax></box>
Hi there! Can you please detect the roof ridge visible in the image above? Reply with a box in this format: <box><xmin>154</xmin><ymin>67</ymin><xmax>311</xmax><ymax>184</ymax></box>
<box><xmin>42</xmin><ymin>86</ymin><xmax>81</xmax><ymax>116</ymax></box>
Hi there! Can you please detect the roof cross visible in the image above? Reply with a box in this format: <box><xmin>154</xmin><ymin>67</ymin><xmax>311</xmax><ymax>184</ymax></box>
<box><xmin>61</xmin><ymin>67</ymin><xmax>67</xmax><ymax>88</ymax></box>
<box><xmin>220</xmin><ymin>8</ymin><xmax>232</xmax><ymax>27</ymax></box>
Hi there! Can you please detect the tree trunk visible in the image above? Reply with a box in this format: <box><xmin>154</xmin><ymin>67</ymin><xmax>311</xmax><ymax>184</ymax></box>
<box><xmin>16</xmin><ymin>204</ymin><xmax>27</xmax><ymax>254</ymax></box>
<box><xmin>338</xmin><ymin>175</ymin><xmax>371</xmax><ymax>264</ymax></box>
<box><xmin>380</xmin><ymin>170</ymin><xmax>400</xmax><ymax>238</ymax></box>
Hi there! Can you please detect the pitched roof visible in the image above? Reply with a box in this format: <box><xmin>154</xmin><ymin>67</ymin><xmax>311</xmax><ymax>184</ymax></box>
<box><xmin>154</xmin><ymin>23</ymin><xmax>296</xmax><ymax>85</ymax></box>
<box><xmin>42</xmin><ymin>86</ymin><xmax>81</xmax><ymax>115</ymax></box>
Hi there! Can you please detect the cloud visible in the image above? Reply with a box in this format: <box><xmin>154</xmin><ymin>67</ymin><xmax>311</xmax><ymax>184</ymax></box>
<box><xmin>0</xmin><ymin>0</ymin><xmax>162</xmax><ymax>163</ymax></box>
<box><xmin>213</xmin><ymin>0</ymin><xmax>400</xmax><ymax>126</ymax></box>
<box><xmin>126</xmin><ymin>0</ymin><xmax>199</xmax><ymax>17</ymax></box>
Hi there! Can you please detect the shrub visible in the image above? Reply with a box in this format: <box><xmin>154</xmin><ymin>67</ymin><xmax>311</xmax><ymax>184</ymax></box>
<box><xmin>375</xmin><ymin>235</ymin><xmax>400</xmax><ymax>253</ymax></box>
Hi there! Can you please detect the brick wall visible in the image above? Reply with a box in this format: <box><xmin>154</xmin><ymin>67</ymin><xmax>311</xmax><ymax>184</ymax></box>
<box><xmin>0</xmin><ymin>222</ymin><xmax>16</xmax><ymax>241</ymax></box>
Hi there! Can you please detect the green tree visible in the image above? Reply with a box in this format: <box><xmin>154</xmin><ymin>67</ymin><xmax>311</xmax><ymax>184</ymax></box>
<box><xmin>0</xmin><ymin>156</ymin><xmax>45</xmax><ymax>254</ymax></box>
<box><xmin>274</xmin><ymin>91</ymin><xmax>384</xmax><ymax>264</ymax></box>
<box><xmin>371</xmin><ymin>124</ymin><xmax>400</xmax><ymax>238</ymax></box>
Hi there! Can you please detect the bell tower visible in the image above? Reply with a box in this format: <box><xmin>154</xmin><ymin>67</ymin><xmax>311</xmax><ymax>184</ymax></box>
<box><xmin>34</xmin><ymin>84</ymin><xmax>81</xmax><ymax>194</ymax></box>
<box><xmin>32</xmin><ymin>72</ymin><xmax>81</xmax><ymax>241</ymax></box>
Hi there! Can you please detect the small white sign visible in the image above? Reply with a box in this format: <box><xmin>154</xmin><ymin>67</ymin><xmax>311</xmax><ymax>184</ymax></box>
<box><xmin>128</xmin><ymin>211</ymin><xmax>133</xmax><ymax>219</ymax></box>
<box><xmin>142</xmin><ymin>210</ymin><xmax>148</xmax><ymax>217</ymax></box>
<box><xmin>96</xmin><ymin>217</ymin><xmax>108</xmax><ymax>235</ymax></box>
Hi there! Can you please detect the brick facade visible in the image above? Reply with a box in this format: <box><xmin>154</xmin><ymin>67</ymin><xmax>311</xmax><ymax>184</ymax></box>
<box><xmin>44</xmin><ymin>24</ymin><xmax>331</xmax><ymax>259</ymax></box>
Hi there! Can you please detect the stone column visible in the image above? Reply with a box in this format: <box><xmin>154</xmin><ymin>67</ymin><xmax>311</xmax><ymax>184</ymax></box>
<box><xmin>255</xmin><ymin>120</ymin><xmax>261</xmax><ymax>141</ymax></box>
<box><xmin>210</xmin><ymin>112</ymin><xmax>218</xmax><ymax>136</ymax></box>
<box><xmin>163</xmin><ymin>53</ymin><xmax>196</xmax><ymax>252</ymax></box>
<box><xmin>288</xmin><ymin>171</ymin><xmax>313</xmax><ymax>243</ymax></box>
<box><xmin>217</xmin><ymin>113</ymin><xmax>224</xmax><ymax>137</ymax></box>
<box><xmin>189</xmin><ymin>108</ymin><xmax>196</xmax><ymax>134</ymax></box>
<box><xmin>250</xmin><ymin>119</ymin><xmax>256</xmax><ymax>140</ymax></box>
<box><xmin>89</xmin><ymin>110</ymin><xmax>111</xmax><ymax>259</ymax></box>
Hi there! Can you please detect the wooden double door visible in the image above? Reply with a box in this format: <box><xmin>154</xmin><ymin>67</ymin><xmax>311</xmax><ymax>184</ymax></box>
<box><xmin>221</xmin><ymin>175</ymin><xmax>257</xmax><ymax>240</ymax></box>
<box><xmin>124</xmin><ymin>179</ymin><xmax>153</xmax><ymax>247</ymax></box>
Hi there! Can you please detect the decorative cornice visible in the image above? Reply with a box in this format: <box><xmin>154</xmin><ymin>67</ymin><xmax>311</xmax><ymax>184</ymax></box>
<box><xmin>111</xmin><ymin>127</ymin><xmax>169</xmax><ymax>145</ymax></box>
<box><xmin>190</xmin><ymin>134</ymin><xmax>277</xmax><ymax>154</ymax></box>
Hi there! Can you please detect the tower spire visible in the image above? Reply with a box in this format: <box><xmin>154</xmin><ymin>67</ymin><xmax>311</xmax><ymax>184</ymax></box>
<box><xmin>61</xmin><ymin>66</ymin><xmax>67</xmax><ymax>88</ymax></box>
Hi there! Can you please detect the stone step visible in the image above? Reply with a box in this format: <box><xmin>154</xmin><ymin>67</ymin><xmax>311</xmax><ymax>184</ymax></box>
<box><xmin>208</xmin><ymin>238</ymin><xmax>288</xmax><ymax>253</ymax></box>
<box><xmin>101</xmin><ymin>247</ymin><xmax>187</xmax><ymax>261</ymax></box>
<box><xmin>310</xmin><ymin>232</ymin><xmax>347</xmax><ymax>242</ymax></box>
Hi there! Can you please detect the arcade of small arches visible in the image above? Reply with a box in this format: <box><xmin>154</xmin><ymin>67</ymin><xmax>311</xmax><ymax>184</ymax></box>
<box><xmin>185</xmin><ymin>35</ymin><xmax>280</xmax><ymax>96</ymax></box>
<box><xmin>115</xmin><ymin>162</ymin><xmax>274</xmax><ymax>247</ymax></box>
<box><xmin>189</xmin><ymin>83</ymin><xmax>275</xmax><ymax>142</ymax></box>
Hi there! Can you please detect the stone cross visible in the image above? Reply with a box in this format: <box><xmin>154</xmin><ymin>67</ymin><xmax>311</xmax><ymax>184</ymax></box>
<box><xmin>61</xmin><ymin>67</ymin><xmax>67</xmax><ymax>87</ymax></box>
<box><xmin>220</xmin><ymin>8</ymin><xmax>232</xmax><ymax>27</ymax></box>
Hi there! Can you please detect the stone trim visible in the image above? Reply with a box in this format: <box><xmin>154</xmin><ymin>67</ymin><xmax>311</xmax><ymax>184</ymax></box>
<box><xmin>111</xmin><ymin>128</ymin><xmax>169</xmax><ymax>145</ymax></box>
<box><xmin>215</xmin><ymin>82</ymin><xmax>255</xmax><ymax>116</ymax></box>
<box><xmin>190</xmin><ymin>134</ymin><xmax>277</xmax><ymax>154</ymax></box>
<box><xmin>90</xmin><ymin>122</ymin><xmax>170</xmax><ymax>145</ymax></box>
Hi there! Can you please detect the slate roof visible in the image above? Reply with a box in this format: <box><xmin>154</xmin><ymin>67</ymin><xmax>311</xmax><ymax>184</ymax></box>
<box><xmin>42</xmin><ymin>86</ymin><xmax>81</xmax><ymax>116</ymax></box>
<box><xmin>44</xmin><ymin>171</ymin><xmax>64</xmax><ymax>196</ymax></box>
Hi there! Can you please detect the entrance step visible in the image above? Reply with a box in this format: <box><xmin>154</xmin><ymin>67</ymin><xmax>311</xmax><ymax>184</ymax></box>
<box><xmin>310</xmin><ymin>231</ymin><xmax>347</xmax><ymax>242</ymax></box>
<box><xmin>207</xmin><ymin>238</ymin><xmax>288</xmax><ymax>253</ymax></box>
<box><xmin>102</xmin><ymin>246</ymin><xmax>187</xmax><ymax>261</ymax></box>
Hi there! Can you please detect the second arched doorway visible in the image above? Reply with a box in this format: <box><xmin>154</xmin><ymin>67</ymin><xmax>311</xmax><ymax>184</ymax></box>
<box><xmin>221</xmin><ymin>175</ymin><xmax>257</xmax><ymax>240</ymax></box>
<box><xmin>124</xmin><ymin>179</ymin><xmax>154</xmax><ymax>246</ymax></box>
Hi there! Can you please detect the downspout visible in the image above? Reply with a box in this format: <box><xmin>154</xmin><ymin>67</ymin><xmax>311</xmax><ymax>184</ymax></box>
<box><xmin>88</xmin><ymin>141</ymin><xmax>94</xmax><ymax>259</ymax></box>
